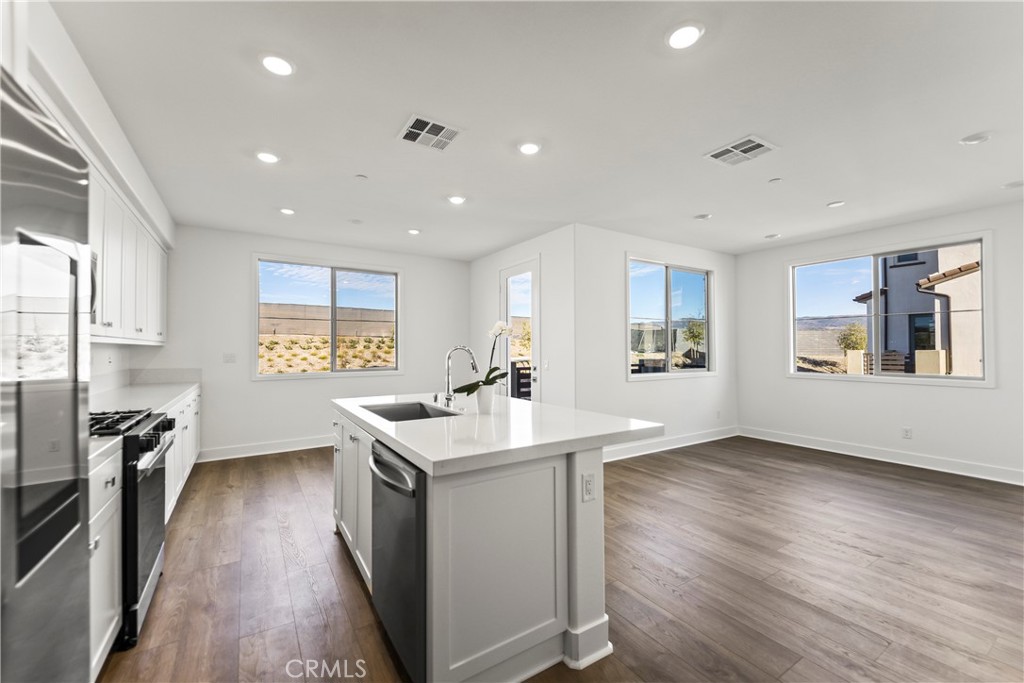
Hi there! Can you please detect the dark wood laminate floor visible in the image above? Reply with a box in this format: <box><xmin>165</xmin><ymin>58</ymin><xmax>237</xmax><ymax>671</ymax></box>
<box><xmin>99</xmin><ymin>437</ymin><xmax>1023</xmax><ymax>683</ymax></box>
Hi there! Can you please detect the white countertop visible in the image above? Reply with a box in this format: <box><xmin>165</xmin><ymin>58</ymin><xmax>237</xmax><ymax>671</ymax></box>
<box><xmin>332</xmin><ymin>393</ymin><xmax>664</xmax><ymax>476</ymax></box>
<box><xmin>90</xmin><ymin>382</ymin><xmax>199</xmax><ymax>415</ymax></box>
<box><xmin>89</xmin><ymin>435</ymin><xmax>121</xmax><ymax>464</ymax></box>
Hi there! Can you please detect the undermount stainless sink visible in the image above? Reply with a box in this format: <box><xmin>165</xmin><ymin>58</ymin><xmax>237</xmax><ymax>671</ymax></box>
<box><xmin>362</xmin><ymin>402</ymin><xmax>459</xmax><ymax>422</ymax></box>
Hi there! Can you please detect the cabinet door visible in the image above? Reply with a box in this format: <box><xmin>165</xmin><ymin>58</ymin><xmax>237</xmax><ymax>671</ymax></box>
<box><xmin>339</xmin><ymin>419</ymin><xmax>359</xmax><ymax>550</ymax></box>
<box><xmin>355</xmin><ymin>431</ymin><xmax>373</xmax><ymax>586</ymax></box>
<box><xmin>89</xmin><ymin>492</ymin><xmax>122</xmax><ymax>683</ymax></box>
<box><xmin>133</xmin><ymin>220</ymin><xmax>148</xmax><ymax>338</ymax></box>
<box><xmin>191</xmin><ymin>393</ymin><xmax>201</xmax><ymax>466</ymax></box>
<box><xmin>148</xmin><ymin>243</ymin><xmax>166</xmax><ymax>342</ymax></box>
<box><xmin>100</xmin><ymin>188</ymin><xmax>124</xmax><ymax>336</ymax></box>
<box><xmin>332</xmin><ymin>418</ymin><xmax>343</xmax><ymax>531</ymax></box>
<box><xmin>88</xmin><ymin>176</ymin><xmax>106</xmax><ymax>336</ymax></box>
<box><xmin>121</xmin><ymin>215</ymin><xmax>138</xmax><ymax>338</ymax></box>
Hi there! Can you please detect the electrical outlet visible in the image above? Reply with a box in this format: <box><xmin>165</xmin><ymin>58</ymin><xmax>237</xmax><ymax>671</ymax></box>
<box><xmin>582</xmin><ymin>473</ymin><xmax>596</xmax><ymax>502</ymax></box>
<box><xmin>901</xmin><ymin>427</ymin><xmax>913</xmax><ymax>440</ymax></box>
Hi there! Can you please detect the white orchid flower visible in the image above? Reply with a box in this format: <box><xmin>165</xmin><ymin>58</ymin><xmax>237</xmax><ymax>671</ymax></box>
<box><xmin>488</xmin><ymin>321</ymin><xmax>513</xmax><ymax>338</ymax></box>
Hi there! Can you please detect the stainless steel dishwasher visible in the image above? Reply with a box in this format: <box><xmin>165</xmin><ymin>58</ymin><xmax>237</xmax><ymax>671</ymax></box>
<box><xmin>369</xmin><ymin>441</ymin><xmax>427</xmax><ymax>683</ymax></box>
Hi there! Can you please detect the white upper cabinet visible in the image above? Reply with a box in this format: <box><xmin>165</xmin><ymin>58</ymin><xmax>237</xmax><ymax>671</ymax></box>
<box><xmin>89</xmin><ymin>171</ymin><xmax>167</xmax><ymax>345</ymax></box>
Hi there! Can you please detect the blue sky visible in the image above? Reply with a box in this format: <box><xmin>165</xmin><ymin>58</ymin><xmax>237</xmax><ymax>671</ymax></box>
<box><xmin>508</xmin><ymin>272</ymin><xmax>532</xmax><ymax>317</ymax></box>
<box><xmin>259</xmin><ymin>261</ymin><xmax>395</xmax><ymax>310</ymax></box>
<box><xmin>794</xmin><ymin>256</ymin><xmax>871</xmax><ymax>317</ymax></box>
<box><xmin>629</xmin><ymin>261</ymin><xmax>706</xmax><ymax>320</ymax></box>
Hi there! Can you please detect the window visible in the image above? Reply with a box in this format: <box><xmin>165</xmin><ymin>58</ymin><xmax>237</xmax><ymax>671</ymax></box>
<box><xmin>257</xmin><ymin>259</ymin><xmax>397</xmax><ymax>375</ymax></box>
<box><xmin>792</xmin><ymin>240</ymin><xmax>983</xmax><ymax>379</ymax></box>
<box><xmin>628</xmin><ymin>259</ymin><xmax>711</xmax><ymax>376</ymax></box>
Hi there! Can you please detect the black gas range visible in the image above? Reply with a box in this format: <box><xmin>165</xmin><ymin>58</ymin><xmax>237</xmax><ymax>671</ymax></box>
<box><xmin>89</xmin><ymin>408</ymin><xmax>174</xmax><ymax>648</ymax></box>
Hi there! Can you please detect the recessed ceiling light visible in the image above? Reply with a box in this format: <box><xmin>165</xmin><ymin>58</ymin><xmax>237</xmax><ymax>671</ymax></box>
<box><xmin>694</xmin><ymin>213</ymin><xmax>712</xmax><ymax>221</ymax></box>
<box><xmin>354</xmin><ymin>174</ymin><xmax>369</xmax><ymax>180</ymax></box>
<box><xmin>447</xmin><ymin>195</ymin><xmax>466</xmax><ymax>205</ymax></box>
<box><xmin>768</xmin><ymin>177</ymin><xmax>783</xmax><ymax>184</ymax></box>
<box><xmin>667</xmin><ymin>22</ymin><xmax>705</xmax><ymax>50</ymax></box>
<box><xmin>958</xmin><ymin>132</ymin><xmax>991</xmax><ymax>145</ymax></box>
<box><xmin>256</xmin><ymin>151</ymin><xmax>280</xmax><ymax>164</ymax></box>
<box><xmin>518</xmin><ymin>142</ymin><xmax>541</xmax><ymax>155</ymax></box>
<box><xmin>77</xmin><ymin>179</ymin><xmax>89</xmax><ymax>186</ymax></box>
<box><xmin>407</xmin><ymin>229</ymin><xmax>420</xmax><ymax>235</ymax></box>
<box><xmin>279</xmin><ymin>208</ymin><xmax>295</xmax><ymax>216</ymax></box>
<box><xmin>1001</xmin><ymin>180</ymin><xmax>1023</xmax><ymax>189</ymax></box>
<box><xmin>349</xmin><ymin>219</ymin><xmax>363</xmax><ymax>225</ymax></box>
<box><xmin>826</xmin><ymin>200</ymin><xmax>846</xmax><ymax>208</ymax></box>
<box><xmin>764</xmin><ymin>233</ymin><xmax>782</xmax><ymax>240</ymax></box>
<box><xmin>261</xmin><ymin>55</ymin><xmax>294</xmax><ymax>77</ymax></box>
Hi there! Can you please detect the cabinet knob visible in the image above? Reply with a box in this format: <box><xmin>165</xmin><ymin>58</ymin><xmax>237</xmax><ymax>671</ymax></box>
<box><xmin>334</xmin><ymin>446</ymin><xmax>340</xmax><ymax>454</ymax></box>
<box><xmin>349</xmin><ymin>434</ymin><xmax>359</xmax><ymax>443</ymax></box>
<box><xmin>332</xmin><ymin>420</ymin><xmax>339</xmax><ymax>427</ymax></box>
<box><xmin>157</xmin><ymin>332</ymin><xmax>163</xmax><ymax>336</ymax></box>
<box><xmin>87</xmin><ymin>537</ymin><xmax>100</xmax><ymax>555</ymax></box>
<box><xmin>104</xmin><ymin>476</ymin><xmax>116</xmax><ymax>489</ymax></box>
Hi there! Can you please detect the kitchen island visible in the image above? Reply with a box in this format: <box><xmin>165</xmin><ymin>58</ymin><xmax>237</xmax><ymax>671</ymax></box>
<box><xmin>330</xmin><ymin>393</ymin><xmax>663</xmax><ymax>683</ymax></box>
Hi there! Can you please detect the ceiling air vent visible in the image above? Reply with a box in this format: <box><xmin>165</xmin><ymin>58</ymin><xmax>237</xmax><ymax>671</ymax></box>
<box><xmin>399</xmin><ymin>116</ymin><xmax>461</xmax><ymax>151</ymax></box>
<box><xmin>705</xmin><ymin>135</ymin><xmax>776</xmax><ymax>166</ymax></box>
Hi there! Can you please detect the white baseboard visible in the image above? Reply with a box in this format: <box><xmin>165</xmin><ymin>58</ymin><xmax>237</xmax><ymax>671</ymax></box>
<box><xmin>198</xmin><ymin>434</ymin><xmax>333</xmax><ymax>463</ymax></box>
<box><xmin>603</xmin><ymin>426</ymin><xmax>739</xmax><ymax>462</ymax></box>
<box><xmin>738</xmin><ymin>426</ymin><xmax>1023</xmax><ymax>485</ymax></box>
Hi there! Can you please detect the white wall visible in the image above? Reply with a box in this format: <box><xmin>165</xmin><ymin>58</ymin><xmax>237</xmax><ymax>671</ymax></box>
<box><xmin>20</xmin><ymin>1</ymin><xmax>174</xmax><ymax>245</ymax></box>
<box><xmin>132</xmin><ymin>225</ymin><xmax>471</xmax><ymax>460</ymax></box>
<box><xmin>90</xmin><ymin>343</ymin><xmax>131</xmax><ymax>398</ymax></box>
<box><xmin>469</xmin><ymin>225</ymin><xmax>577</xmax><ymax>408</ymax></box>
<box><xmin>471</xmin><ymin>223</ymin><xmax>739</xmax><ymax>459</ymax></box>
<box><xmin>572</xmin><ymin>224</ymin><xmax>739</xmax><ymax>458</ymax></box>
<box><xmin>736</xmin><ymin>202</ymin><xmax>1024</xmax><ymax>484</ymax></box>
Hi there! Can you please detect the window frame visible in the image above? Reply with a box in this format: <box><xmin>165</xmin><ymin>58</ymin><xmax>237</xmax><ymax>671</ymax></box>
<box><xmin>252</xmin><ymin>253</ymin><xmax>403</xmax><ymax>380</ymax></box>
<box><xmin>786</xmin><ymin>231</ymin><xmax>994</xmax><ymax>388</ymax></box>
<box><xmin>626</xmin><ymin>255</ymin><xmax>716</xmax><ymax>381</ymax></box>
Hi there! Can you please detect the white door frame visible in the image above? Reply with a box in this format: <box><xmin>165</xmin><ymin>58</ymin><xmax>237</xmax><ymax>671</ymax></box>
<box><xmin>498</xmin><ymin>257</ymin><xmax>540</xmax><ymax>401</ymax></box>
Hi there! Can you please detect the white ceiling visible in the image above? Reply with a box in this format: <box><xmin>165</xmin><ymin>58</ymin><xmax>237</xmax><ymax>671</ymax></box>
<box><xmin>52</xmin><ymin>1</ymin><xmax>1023</xmax><ymax>261</ymax></box>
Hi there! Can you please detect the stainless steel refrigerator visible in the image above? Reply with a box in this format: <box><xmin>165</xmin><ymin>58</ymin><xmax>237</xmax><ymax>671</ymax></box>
<box><xmin>1</xmin><ymin>68</ymin><xmax>91</xmax><ymax>682</ymax></box>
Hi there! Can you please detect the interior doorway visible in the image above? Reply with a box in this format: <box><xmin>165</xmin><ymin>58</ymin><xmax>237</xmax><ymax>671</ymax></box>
<box><xmin>499</xmin><ymin>258</ymin><xmax>539</xmax><ymax>401</ymax></box>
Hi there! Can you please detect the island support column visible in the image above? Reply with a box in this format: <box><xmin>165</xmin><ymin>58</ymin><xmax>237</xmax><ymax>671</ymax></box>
<box><xmin>563</xmin><ymin>447</ymin><xmax>613</xmax><ymax>668</ymax></box>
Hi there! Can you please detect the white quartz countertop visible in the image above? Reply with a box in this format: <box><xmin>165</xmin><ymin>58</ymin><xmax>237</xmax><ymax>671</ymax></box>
<box><xmin>90</xmin><ymin>382</ymin><xmax>199</xmax><ymax>416</ymax></box>
<box><xmin>89</xmin><ymin>435</ymin><xmax>121</xmax><ymax>464</ymax></box>
<box><xmin>331</xmin><ymin>393</ymin><xmax>664</xmax><ymax>476</ymax></box>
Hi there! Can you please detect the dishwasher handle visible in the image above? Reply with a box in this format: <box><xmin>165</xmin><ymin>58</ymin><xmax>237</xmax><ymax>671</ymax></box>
<box><xmin>369</xmin><ymin>452</ymin><xmax>416</xmax><ymax>497</ymax></box>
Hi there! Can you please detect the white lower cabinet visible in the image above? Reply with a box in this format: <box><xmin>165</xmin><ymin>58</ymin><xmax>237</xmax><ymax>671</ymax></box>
<box><xmin>165</xmin><ymin>387</ymin><xmax>202</xmax><ymax>522</ymax></box>
<box><xmin>333</xmin><ymin>415</ymin><xmax>373</xmax><ymax>588</ymax></box>
<box><xmin>88</xmin><ymin>450</ymin><xmax>123</xmax><ymax>683</ymax></box>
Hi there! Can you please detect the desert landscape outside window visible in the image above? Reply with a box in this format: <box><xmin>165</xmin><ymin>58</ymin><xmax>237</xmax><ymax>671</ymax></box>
<box><xmin>257</xmin><ymin>259</ymin><xmax>397</xmax><ymax>375</ymax></box>
<box><xmin>792</xmin><ymin>240</ymin><xmax>983</xmax><ymax>378</ymax></box>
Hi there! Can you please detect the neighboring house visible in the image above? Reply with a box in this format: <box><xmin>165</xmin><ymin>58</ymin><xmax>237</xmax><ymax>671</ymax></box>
<box><xmin>854</xmin><ymin>243</ymin><xmax>982</xmax><ymax>376</ymax></box>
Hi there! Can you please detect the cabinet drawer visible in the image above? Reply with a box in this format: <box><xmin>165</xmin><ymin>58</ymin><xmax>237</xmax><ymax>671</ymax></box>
<box><xmin>89</xmin><ymin>449</ymin><xmax>122</xmax><ymax>521</ymax></box>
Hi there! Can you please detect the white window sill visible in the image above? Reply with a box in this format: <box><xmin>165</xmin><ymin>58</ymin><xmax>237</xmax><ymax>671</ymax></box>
<box><xmin>628</xmin><ymin>370</ymin><xmax>719</xmax><ymax>382</ymax></box>
<box><xmin>785</xmin><ymin>371</ymin><xmax>994</xmax><ymax>389</ymax></box>
<box><xmin>253</xmin><ymin>368</ymin><xmax>404</xmax><ymax>381</ymax></box>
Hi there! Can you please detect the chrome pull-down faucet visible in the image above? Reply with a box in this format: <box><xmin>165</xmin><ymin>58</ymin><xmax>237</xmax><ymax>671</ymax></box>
<box><xmin>444</xmin><ymin>346</ymin><xmax>479</xmax><ymax>407</ymax></box>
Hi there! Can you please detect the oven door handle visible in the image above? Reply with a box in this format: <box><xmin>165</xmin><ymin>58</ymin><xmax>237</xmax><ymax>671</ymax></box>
<box><xmin>138</xmin><ymin>435</ymin><xmax>173</xmax><ymax>478</ymax></box>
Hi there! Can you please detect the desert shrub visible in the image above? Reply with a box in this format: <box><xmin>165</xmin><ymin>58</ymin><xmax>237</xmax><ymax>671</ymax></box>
<box><xmin>363</xmin><ymin>344</ymin><xmax>371</xmax><ymax>350</ymax></box>
<box><xmin>299</xmin><ymin>356</ymin><xmax>308</xmax><ymax>361</ymax></box>
<box><xmin>301</xmin><ymin>368</ymin><xmax>309</xmax><ymax>373</ymax></box>
<box><xmin>318</xmin><ymin>354</ymin><xmax>328</xmax><ymax>361</ymax></box>
<box><xmin>258</xmin><ymin>353</ymin><xmax>265</xmax><ymax>359</ymax></box>
<box><xmin>320</xmin><ymin>365</ymin><xmax>330</xmax><ymax>371</ymax></box>
<box><xmin>276</xmin><ymin>353</ymin><xmax>284</xmax><ymax>359</ymax></box>
<box><xmin>837</xmin><ymin>322</ymin><xmax>867</xmax><ymax>351</ymax></box>
<box><xmin>363</xmin><ymin>337</ymin><xmax>373</xmax><ymax>344</ymax></box>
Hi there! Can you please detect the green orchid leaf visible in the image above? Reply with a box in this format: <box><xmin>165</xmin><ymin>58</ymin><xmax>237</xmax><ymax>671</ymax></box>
<box><xmin>452</xmin><ymin>380</ymin><xmax>482</xmax><ymax>396</ymax></box>
<box><xmin>482</xmin><ymin>371</ymin><xmax>508</xmax><ymax>384</ymax></box>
